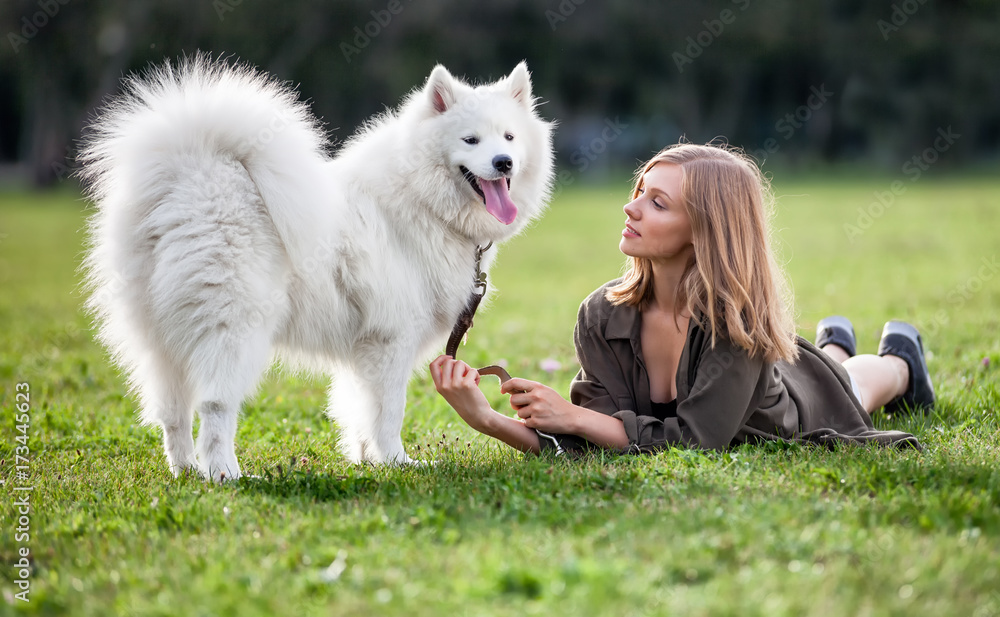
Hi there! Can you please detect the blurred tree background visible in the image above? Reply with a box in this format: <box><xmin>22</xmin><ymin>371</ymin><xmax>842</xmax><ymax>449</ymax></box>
<box><xmin>0</xmin><ymin>0</ymin><xmax>997</xmax><ymax>186</ymax></box>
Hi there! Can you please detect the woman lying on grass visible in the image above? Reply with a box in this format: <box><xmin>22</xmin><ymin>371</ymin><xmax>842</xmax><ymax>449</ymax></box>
<box><xmin>430</xmin><ymin>143</ymin><xmax>932</xmax><ymax>455</ymax></box>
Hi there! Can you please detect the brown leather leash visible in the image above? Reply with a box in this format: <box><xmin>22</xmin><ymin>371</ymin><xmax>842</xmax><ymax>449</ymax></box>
<box><xmin>445</xmin><ymin>242</ymin><xmax>521</xmax><ymax>390</ymax></box>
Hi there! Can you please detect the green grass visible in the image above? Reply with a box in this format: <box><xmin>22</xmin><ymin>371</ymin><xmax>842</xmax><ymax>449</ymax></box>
<box><xmin>1</xmin><ymin>175</ymin><xmax>999</xmax><ymax>616</ymax></box>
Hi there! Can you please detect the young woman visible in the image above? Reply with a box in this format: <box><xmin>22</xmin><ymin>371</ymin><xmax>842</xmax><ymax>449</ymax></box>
<box><xmin>430</xmin><ymin>143</ymin><xmax>931</xmax><ymax>455</ymax></box>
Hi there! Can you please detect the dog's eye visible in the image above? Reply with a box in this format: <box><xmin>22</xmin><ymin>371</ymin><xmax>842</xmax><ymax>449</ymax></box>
<box><xmin>463</xmin><ymin>136</ymin><xmax>479</xmax><ymax>145</ymax></box>
<box><xmin>504</xmin><ymin>133</ymin><xmax>514</xmax><ymax>141</ymax></box>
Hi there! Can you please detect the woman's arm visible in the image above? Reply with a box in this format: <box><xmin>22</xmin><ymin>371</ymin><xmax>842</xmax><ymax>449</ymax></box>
<box><xmin>429</xmin><ymin>356</ymin><xmax>541</xmax><ymax>453</ymax></box>
<box><xmin>481</xmin><ymin>411</ymin><xmax>543</xmax><ymax>454</ymax></box>
<box><xmin>431</xmin><ymin>355</ymin><xmax>628</xmax><ymax>451</ymax></box>
<box><xmin>501</xmin><ymin>378</ymin><xmax>629</xmax><ymax>449</ymax></box>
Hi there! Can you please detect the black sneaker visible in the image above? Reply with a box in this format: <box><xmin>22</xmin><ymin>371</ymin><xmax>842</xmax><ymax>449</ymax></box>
<box><xmin>815</xmin><ymin>315</ymin><xmax>857</xmax><ymax>358</ymax></box>
<box><xmin>877</xmin><ymin>320</ymin><xmax>935</xmax><ymax>414</ymax></box>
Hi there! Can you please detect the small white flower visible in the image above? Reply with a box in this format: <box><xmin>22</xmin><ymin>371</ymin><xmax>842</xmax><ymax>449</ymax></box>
<box><xmin>319</xmin><ymin>550</ymin><xmax>348</xmax><ymax>583</ymax></box>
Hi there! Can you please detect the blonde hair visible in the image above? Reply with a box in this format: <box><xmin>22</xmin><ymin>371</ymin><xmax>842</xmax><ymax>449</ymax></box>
<box><xmin>606</xmin><ymin>142</ymin><xmax>798</xmax><ymax>363</ymax></box>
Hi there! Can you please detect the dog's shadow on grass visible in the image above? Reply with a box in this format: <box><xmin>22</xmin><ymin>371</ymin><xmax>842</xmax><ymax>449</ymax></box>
<box><xmin>234</xmin><ymin>465</ymin><xmax>381</xmax><ymax>502</ymax></box>
<box><xmin>227</xmin><ymin>456</ymin><xmax>538</xmax><ymax>503</ymax></box>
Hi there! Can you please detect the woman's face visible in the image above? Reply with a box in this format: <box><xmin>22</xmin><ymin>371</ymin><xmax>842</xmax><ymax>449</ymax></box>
<box><xmin>619</xmin><ymin>163</ymin><xmax>693</xmax><ymax>262</ymax></box>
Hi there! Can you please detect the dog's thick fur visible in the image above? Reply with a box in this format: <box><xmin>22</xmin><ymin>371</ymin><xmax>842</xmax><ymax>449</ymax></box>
<box><xmin>80</xmin><ymin>56</ymin><xmax>553</xmax><ymax>480</ymax></box>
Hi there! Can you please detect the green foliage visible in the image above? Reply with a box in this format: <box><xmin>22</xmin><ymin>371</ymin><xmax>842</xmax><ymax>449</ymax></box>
<box><xmin>2</xmin><ymin>1</ymin><xmax>1000</xmax><ymax>184</ymax></box>
<box><xmin>1</xmin><ymin>177</ymin><xmax>999</xmax><ymax>616</ymax></box>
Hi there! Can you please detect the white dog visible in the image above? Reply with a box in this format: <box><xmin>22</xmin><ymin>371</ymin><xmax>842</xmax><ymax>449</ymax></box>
<box><xmin>80</xmin><ymin>56</ymin><xmax>553</xmax><ymax>480</ymax></box>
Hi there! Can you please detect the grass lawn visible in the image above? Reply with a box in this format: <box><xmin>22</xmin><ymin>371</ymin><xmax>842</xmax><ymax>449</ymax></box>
<box><xmin>1</xmin><ymin>174</ymin><xmax>998</xmax><ymax>616</ymax></box>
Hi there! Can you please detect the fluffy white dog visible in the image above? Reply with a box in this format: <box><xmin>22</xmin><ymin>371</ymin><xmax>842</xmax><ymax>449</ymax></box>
<box><xmin>80</xmin><ymin>56</ymin><xmax>554</xmax><ymax>480</ymax></box>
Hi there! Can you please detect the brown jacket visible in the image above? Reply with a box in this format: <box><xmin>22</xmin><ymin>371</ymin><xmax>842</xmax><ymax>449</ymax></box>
<box><xmin>535</xmin><ymin>281</ymin><xmax>921</xmax><ymax>454</ymax></box>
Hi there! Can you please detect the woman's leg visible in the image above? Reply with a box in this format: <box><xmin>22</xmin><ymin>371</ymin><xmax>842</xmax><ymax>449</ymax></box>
<box><xmin>821</xmin><ymin>343</ymin><xmax>909</xmax><ymax>414</ymax></box>
<box><xmin>843</xmin><ymin>354</ymin><xmax>909</xmax><ymax>413</ymax></box>
<box><xmin>820</xmin><ymin>343</ymin><xmax>851</xmax><ymax>364</ymax></box>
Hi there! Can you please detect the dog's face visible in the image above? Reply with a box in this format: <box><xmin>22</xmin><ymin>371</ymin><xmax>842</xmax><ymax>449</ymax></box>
<box><xmin>411</xmin><ymin>63</ymin><xmax>554</xmax><ymax>241</ymax></box>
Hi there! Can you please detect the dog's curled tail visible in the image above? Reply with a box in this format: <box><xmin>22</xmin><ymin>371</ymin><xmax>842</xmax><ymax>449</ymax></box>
<box><xmin>79</xmin><ymin>54</ymin><xmax>336</xmax><ymax>382</ymax></box>
<box><xmin>79</xmin><ymin>53</ymin><xmax>329</xmax><ymax>200</ymax></box>
<box><xmin>79</xmin><ymin>53</ymin><xmax>333</xmax><ymax>259</ymax></box>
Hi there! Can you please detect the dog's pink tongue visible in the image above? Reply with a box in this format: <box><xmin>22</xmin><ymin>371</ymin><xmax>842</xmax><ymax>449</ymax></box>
<box><xmin>479</xmin><ymin>178</ymin><xmax>518</xmax><ymax>225</ymax></box>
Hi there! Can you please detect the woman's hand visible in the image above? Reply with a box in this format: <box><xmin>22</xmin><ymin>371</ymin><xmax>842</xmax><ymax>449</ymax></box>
<box><xmin>432</xmin><ymin>359</ymin><xmax>625</xmax><ymax>452</ymax></box>
<box><xmin>430</xmin><ymin>355</ymin><xmax>494</xmax><ymax>432</ymax></box>
<box><xmin>501</xmin><ymin>378</ymin><xmax>581</xmax><ymax>434</ymax></box>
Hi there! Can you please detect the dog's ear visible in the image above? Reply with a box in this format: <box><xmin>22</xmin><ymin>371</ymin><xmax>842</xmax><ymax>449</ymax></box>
<box><xmin>426</xmin><ymin>65</ymin><xmax>457</xmax><ymax>114</ymax></box>
<box><xmin>506</xmin><ymin>62</ymin><xmax>533</xmax><ymax>109</ymax></box>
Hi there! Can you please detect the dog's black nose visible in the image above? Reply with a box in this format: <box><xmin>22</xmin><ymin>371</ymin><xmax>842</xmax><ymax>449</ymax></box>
<box><xmin>492</xmin><ymin>155</ymin><xmax>513</xmax><ymax>174</ymax></box>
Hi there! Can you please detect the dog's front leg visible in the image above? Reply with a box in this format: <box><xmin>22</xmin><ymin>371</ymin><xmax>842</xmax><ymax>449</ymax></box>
<box><xmin>367</xmin><ymin>370</ymin><xmax>414</xmax><ymax>465</ymax></box>
<box><xmin>328</xmin><ymin>341</ymin><xmax>417</xmax><ymax>465</ymax></box>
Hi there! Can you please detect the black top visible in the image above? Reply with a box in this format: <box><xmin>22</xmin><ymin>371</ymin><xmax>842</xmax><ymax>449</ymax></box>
<box><xmin>648</xmin><ymin>399</ymin><xmax>678</xmax><ymax>421</ymax></box>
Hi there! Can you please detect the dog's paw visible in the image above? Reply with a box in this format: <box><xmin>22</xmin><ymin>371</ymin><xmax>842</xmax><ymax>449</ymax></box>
<box><xmin>197</xmin><ymin>462</ymin><xmax>243</xmax><ymax>483</ymax></box>
<box><xmin>169</xmin><ymin>462</ymin><xmax>199</xmax><ymax>479</ymax></box>
<box><xmin>215</xmin><ymin>469</ymin><xmax>243</xmax><ymax>483</ymax></box>
<box><xmin>356</xmin><ymin>453</ymin><xmax>427</xmax><ymax>467</ymax></box>
<box><xmin>393</xmin><ymin>453</ymin><xmax>432</xmax><ymax>467</ymax></box>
